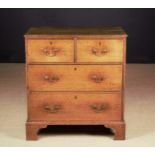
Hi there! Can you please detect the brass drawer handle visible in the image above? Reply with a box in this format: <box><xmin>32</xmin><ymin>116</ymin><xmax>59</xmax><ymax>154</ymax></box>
<box><xmin>44</xmin><ymin>75</ymin><xmax>59</xmax><ymax>83</ymax></box>
<box><xmin>92</xmin><ymin>47</ymin><xmax>108</xmax><ymax>56</ymax></box>
<box><xmin>44</xmin><ymin>104</ymin><xmax>62</xmax><ymax>113</ymax></box>
<box><xmin>43</xmin><ymin>47</ymin><xmax>60</xmax><ymax>57</ymax></box>
<box><xmin>91</xmin><ymin>75</ymin><xmax>105</xmax><ymax>83</ymax></box>
<box><xmin>90</xmin><ymin>103</ymin><xmax>108</xmax><ymax>113</ymax></box>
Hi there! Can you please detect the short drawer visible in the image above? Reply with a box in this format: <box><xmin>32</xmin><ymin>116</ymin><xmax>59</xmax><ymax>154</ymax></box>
<box><xmin>27</xmin><ymin>39</ymin><xmax>74</xmax><ymax>63</ymax></box>
<box><xmin>27</xmin><ymin>65</ymin><xmax>122</xmax><ymax>91</ymax></box>
<box><xmin>28</xmin><ymin>92</ymin><xmax>122</xmax><ymax>121</ymax></box>
<box><xmin>77</xmin><ymin>39</ymin><xmax>124</xmax><ymax>63</ymax></box>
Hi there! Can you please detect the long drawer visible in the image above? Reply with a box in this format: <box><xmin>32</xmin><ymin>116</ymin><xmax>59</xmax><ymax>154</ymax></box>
<box><xmin>28</xmin><ymin>92</ymin><xmax>122</xmax><ymax>121</ymax></box>
<box><xmin>27</xmin><ymin>65</ymin><xmax>122</xmax><ymax>91</ymax></box>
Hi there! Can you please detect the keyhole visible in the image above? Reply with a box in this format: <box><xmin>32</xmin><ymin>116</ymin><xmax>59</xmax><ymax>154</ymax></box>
<box><xmin>49</xmin><ymin>41</ymin><xmax>53</xmax><ymax>45</ymax></box>
<box><xmin>74</xmin><ymin>96</ymin><xmax>77</xmax><ymax>99</ymax></box>
<box><xmin>99</xmin><ymin>42</ymin><xmax>101</xmax><ymax>46</ymax></box>
<box><xmin>74</xmin><ymin>67</ymin><xmax>77</xmax><ymax>70</ymax></box>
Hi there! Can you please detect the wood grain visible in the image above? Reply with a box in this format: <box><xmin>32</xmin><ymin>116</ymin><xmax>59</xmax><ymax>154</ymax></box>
<box><xmin>28</xmin><ymin>92</ymin><xmax>122</xmax><ymax>121</ymax></box>
<box><xmin>27</xmin><ymin>39</ymin><xmax>74</xmax><ymax>63</ymax></box>
<box><xmin>25</xmin><ymin>27</ymin><xmax>127</xmax><ymax>36</ymax></box>
<box><xmin>105</xmin><ymin>121</ymin><xmax>125</xmax><ymax>140</ymax></box>
<box><xmin>25</xmin><ymin>27</ymin><xmax>127</xmax><ymax>140</ymax></box>
<box><xmin>27</xmin><ymin>65</ymin><xmax>122</xmax><ymax>91</ymax></box>
<box><xmin>77</xmin><ymin>39</ymin><xmax>123</xmax><ymax>62</ymax></box>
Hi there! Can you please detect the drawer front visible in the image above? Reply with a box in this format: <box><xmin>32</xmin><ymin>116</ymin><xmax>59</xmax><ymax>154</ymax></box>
<box><xmin>28</xmin><ymin>65</ymin><xmax>122</xmax><ymax>91</ymax></box>
<box><xmin>77</xmin><ymin>39</ymin><xmax>124</xmax><ymax>62</ymax></box>
<box><xmin>27</xmin><ymin>39</ymin><xmax>74</xmax><ymax>63</ymax></box>
<box><xmin>28</xmin><ymin>92</ymin><xmax>122</xmax><ymax>121</ymax></box>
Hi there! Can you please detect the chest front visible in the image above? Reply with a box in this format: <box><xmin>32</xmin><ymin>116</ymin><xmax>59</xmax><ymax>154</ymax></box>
<box><xmin>25</xmin><ymin>27</ymin><xmax>127</xmax><ymax>140</ymax></box>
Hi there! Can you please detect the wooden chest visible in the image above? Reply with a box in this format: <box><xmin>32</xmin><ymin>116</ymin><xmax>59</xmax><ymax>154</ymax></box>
<box><xmin>25</xmin><ymin>27</ymin><xmax>127</xmax><ymax>140</ymax></box>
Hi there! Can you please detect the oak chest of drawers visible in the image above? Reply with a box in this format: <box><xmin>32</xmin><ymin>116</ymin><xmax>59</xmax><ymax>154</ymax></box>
<box><xmin>25</xmin><ymin>27</ymin><xmax>127</xmax><ymax>140</ymax></box>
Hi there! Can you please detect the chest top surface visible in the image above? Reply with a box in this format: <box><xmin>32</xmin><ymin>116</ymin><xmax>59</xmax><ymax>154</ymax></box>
<box><xmin>25</xmin><ymin>27</ymin><xmax>127</xmax><ymax>37</ymax></box>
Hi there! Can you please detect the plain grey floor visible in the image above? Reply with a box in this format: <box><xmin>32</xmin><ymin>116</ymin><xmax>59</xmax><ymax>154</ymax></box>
<box><xmin>0</xmin><ymin>63</ymin><xmax>155</xmax><ymax>146</ymax></box>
